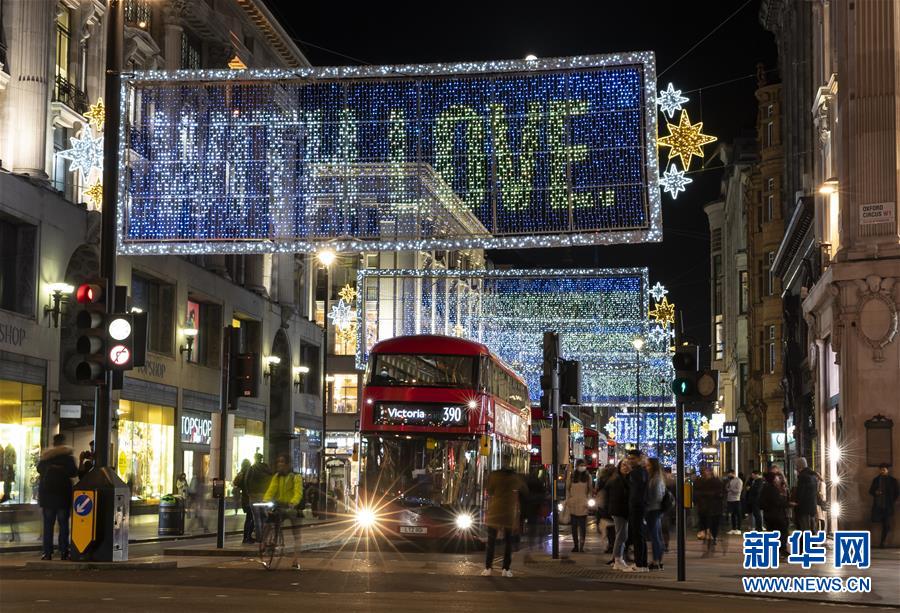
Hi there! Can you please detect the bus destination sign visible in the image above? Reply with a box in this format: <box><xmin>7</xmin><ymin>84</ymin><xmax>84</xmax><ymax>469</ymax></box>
<box><xmin>374</xmin><ymin>404</ymin><xmax>469</xmax><ymax>427</ymax></box>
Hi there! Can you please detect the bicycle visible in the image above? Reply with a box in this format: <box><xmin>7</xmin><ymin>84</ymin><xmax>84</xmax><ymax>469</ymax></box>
<box><xmin>253</xmin><ymin>502</ymin><xmax>285</xmax><ymax>570</ymax></box>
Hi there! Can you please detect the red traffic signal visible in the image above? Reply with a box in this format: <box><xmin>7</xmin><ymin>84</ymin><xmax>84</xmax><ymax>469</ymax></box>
<box><xmin>76</xmin><ymin>283</ymin><xmax>103</xmax><ymax>304</ymax></box>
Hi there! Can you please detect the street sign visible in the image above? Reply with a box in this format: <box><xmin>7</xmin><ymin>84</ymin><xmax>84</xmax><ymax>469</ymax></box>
<box><xmin>71</xmin><ymin>489</ymin><xmax>96</xmax><ymax>554</ymax></box>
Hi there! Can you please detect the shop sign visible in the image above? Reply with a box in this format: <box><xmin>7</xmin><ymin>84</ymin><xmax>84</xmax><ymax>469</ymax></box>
<box><xmin>859</xmin><ymin>201</ymin><xmax>895</xmax><ymax>225</ymax></box>
<box><xmin>60</xmin><ymin>404</ymin><xmax>82</xmax><ymax>419</ymax></box>
<box><xmin>722</xmin><ymin>421</ymin><xmax>738</xmax><ymax>438</ymax></box>
<box><xmin>770</xmin><ymin>432</ymin><xmax>786</xmax><ymax>452</ymax></box>
<box><xmin>0</xmin><ymin>322</ymin><xmax>26</xmax><ymax>347</ymax></box>
<box><xmin>135</xmin><ymin>358</ymin><xmax>166</xmax><ymax>379</ymax></box>
<box><xmin>181</xmin><ymin>410</ymin><xmax>212</xmax><ymax>445</ymax></box>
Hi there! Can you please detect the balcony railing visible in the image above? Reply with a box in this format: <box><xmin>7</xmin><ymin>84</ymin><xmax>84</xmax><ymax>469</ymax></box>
<box><xmin>53</xmin><ymin>75</ymin><xmax>88</xmax><ymax>115</ymax></box>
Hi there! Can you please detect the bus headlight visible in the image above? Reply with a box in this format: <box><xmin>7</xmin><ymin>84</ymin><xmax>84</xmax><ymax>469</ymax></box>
<box><xmin>557</xmin><ymin>502</ymin><xmax>564</xmax><ymax>512</ymax></box>
<box><xmin>455</xmin><ymin>513</ymin><xmax>474</xmax><ymax>530</ymax></box>
<box><xmin>356</xmin><ymin>507</ymin><xmax>377</xmax><ymax>529</ymax></box>
<box><xmin>587</xmin><ymin>498</ymin><xmax>596</xmax><ymax>508</ymax></box>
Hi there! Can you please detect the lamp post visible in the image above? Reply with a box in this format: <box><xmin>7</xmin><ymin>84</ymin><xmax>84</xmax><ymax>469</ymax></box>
<box><xmin>632</xmin><ymin>336</ymin><xmax>644</xmax><ymax>453</ymax></box>
<box><xmin>317</xmin><ymin>249</ymin><xmax>335</xmax><ymax>513</ymax></box>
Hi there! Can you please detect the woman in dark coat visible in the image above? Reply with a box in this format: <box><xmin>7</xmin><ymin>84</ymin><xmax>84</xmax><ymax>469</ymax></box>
<box><xmin>692</xmin><ymin>466</ymin><xmax>724</xmax><ymax>549</ymax></box>
<box><xmin>870</xmin><ymin>463</ymin><xmax>899</xmax><ymax>548</ymax></box>
<box><xmin>606</xmin><ymin>460</ymin><xmax>631</xmax><ymax>569</ymax></box>
<box><xmin>482</xmin><ymin>466</ymin><xmax>524</xmax><ymax>577</ymax></box>
<box><xmin>760</xmin><ymin>470</ymin><xmax>790</xmax><ymax>554</ymax></box>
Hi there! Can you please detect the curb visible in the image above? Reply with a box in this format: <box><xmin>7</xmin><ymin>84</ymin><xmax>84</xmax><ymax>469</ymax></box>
<box><xmin>22</xmin><ymin>560</ymin><xmax>177</xmax><ymax>571</ymax></box>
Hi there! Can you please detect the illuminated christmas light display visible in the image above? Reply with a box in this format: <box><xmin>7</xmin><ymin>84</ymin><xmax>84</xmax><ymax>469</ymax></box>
<box><xmin>117</xmin><ymin>53</ymin><xmax>662</xmax><ymax>255</ymax></box>
<box><xmin>649</xmin><ymin>281</ymin><xmax>668</xmax><ymax>302</ymax></box>
<box><xmin>648</xmin><ymin>295</ymin><xmax>676</xmax><ymax>327</ymax></box>
<box><xmin>657</xmin><ymin>109</ymin><xmax>716</xmax><ymax>170</ymax></box>
<box><xmin>84</xmin><ymin>99</ymin><xmax>105</xmax><ymax>130</ymax></box>
<box><xmin>647</xmin><ymin>324</ymin><xmax>671</xmax><ymax>346</ymax></box>
<box><xmin>656</xmin><ymin>82</ymin><xmax>689</xmax><ymax>119</ymax></box>
<box><xmin>58</xmin><ymin>124</ymin><xmax>103</xmax><ymax>182</ymax></box>
<box><xmin>356</xmin><ymin>267</ymin><xmax>674</xmax><ymax>406</ymax></box>
<box><xmin>612</xmin><ymin>410</ymin><xmax>707</xmax><ymax>470</ymax></box>
<box><xmin>659</xmin><ymin>164</ymin><xmax>693</xmax><ymax>199</ymax></box>
<box><xmin>327</xmin><ymin>300</ymin><xmax>354</xmax><ymax>330</ymax></box>
<box><xmin>338</xmin><ymin>284</ymin><xmax>357</xmax><ymax>304</ymax></box>
<box><xmin>84</xmin><ymin>180</ymin><xmax>104</xmax><ymax>209</ymax></box>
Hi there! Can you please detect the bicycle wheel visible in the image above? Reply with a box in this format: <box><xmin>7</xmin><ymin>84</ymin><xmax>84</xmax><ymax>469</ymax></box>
<box><xmin>259</xmin><ymin>521</ymin><xmax>277</xmax><ymax>569</ymax></box>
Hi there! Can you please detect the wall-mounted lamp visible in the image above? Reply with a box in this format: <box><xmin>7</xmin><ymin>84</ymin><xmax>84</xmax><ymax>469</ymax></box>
<box><xmin>293</xmin><ymin>365</ymin><xmax>310</xmax><ymax>391</ymax></box>
<box><xmin>179</xmin><ymin>315</ymin><xmax>198</xmax><ymax>361</ymax></box>
<box><xmin>263</xmin><ymin>355</ymin><xmax>282</xmax><ymax>382</ymax></box>
<box><xmin>44</xmin><ymin>283</ymin><xmax>74</xmax><ymax>328</ymax></box>
<box><xmin>819</xmin><ymin>177</ymin><xmax>839</xmax><ymax>195</ymax></box>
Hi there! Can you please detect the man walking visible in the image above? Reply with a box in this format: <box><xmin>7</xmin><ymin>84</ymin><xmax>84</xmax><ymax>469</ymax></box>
<box><xmin>624</xmin><ymin>450</ymin><xmax>649</xmax><ymax>572</ymax></box>
<box><xmin>725</xmin><ymin>470</ymin><xmax>743</xmax><ymax>534</ymax></box>
<box><xmin>693</xmin><ymin>466</ymin><xmax>724</xmax><ymax>552</ymax></box>
<box><xmin>481</xmin><ymin>459</ymin><xmax>524</xmax><ymax>577</ymax></box>
<box><xmin>37</xmin><ymin>434</ymin><xmax>77</xmax><ymax>560</ymax></box>
<box><xmin>869</xmin><ymin>463</ymin><xmax>899</xmax><ymax>548</ymax></box>
<box><xmin>745</xmin><ymin>470</ymin><xmax>764</xmax><ymax>531</ymax></box>
<box><xmin>793</xmin><ymin>457</ymin><xmax>820</xmax><ymax>531</ymax></box>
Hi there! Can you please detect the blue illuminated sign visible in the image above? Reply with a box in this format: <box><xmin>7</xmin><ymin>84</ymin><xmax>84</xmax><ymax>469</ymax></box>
<box><xmin>119</xmin><ymin>53</ymin><xmax>660</xmax><ymax>254</ymax></box>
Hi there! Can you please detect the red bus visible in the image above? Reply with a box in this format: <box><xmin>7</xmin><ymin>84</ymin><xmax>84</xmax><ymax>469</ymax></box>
<box><xmin>584</xmin><ymin>426</ymin><xmax>609</xmax><ymax>472</ymax></box>
<box><xmin>357</xmin><ymin>335</ymin><xmax>531</xmax><ymax>541</ymax></box>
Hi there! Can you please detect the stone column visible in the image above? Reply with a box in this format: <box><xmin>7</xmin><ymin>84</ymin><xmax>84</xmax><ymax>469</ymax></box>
<box><xmin>5</xmin><ymin>0</ymin><xmax>56</xmax><ymax>178</ymax></box>
<box><xmin>163</xmin><ymin>21</ymin><xmax>182</xmax><ymax>70</ymax></box>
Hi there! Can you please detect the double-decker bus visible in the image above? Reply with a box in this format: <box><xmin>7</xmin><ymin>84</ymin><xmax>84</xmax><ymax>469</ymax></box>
<box><xmin>356</xmin><ymin>335</ymin><xmax>530</xmax><ymax>541</ymax></box>
<box><xmin>529</xmin><ymin>406</ymin><xmax>585</xmax><ymax>471</ymax></box>
<box><xmin>584</xmin><ymin>426</ymin><xmax>609</xmax><ymax>472</ymax></box>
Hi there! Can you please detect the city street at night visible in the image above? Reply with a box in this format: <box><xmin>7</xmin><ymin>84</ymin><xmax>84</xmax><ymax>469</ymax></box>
<box><xmin>1</xmin><ymin>0</ymin><xmax>899</xmax><ymax>611</ymax></box>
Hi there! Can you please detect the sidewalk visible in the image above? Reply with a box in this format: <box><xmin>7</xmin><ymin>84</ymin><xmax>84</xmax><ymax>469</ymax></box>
<box><xmin>519</xmin><ymin>529</ymin><xmax>900</xmax><ymax>608</ymax></box>
<box><xmin>0</xmin><ymin>507</ymin><xmax>338</xmax><ymax>553</ymax></box>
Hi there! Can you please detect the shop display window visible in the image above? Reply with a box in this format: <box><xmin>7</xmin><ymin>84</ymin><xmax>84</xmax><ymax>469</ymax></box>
<box><xmin>0</xmin><ymin>380</ymin><xmax>43</xmax><ymax>504</ymax></box>
<box><xmin>329</xmin><ymin>374</ymin><xmax>358</xmax><ymax>414</ymax></box>
<box><xmin>232</xmin><ymin>417</ymin><xmax>265</xmax><ymax>477</ymax></box>
<box><xmin>117</xmin><ymin>399</ymin><xmax>174</xmax><ymax>502</ymax></box>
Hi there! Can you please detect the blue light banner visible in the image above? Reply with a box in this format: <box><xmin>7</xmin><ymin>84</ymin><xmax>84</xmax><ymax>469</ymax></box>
<box><xmin>118</xmin><ymin>53</ymin><xmax>660</xmax><ymax>254</ymax></box>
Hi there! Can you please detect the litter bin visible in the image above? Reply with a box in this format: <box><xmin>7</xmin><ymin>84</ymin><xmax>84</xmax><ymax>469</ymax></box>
<box><xmin>158</xmin><ymin>496</ymin><xmax>185</xmax><ymax>536</ymax></box>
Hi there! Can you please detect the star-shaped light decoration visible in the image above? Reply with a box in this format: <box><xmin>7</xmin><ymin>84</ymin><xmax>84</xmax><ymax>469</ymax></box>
<box><xmin>338</xmin><ymin>284</ymin><xmax>357</xmax><ymax>304</ymax></box>
<box><xmin>327</xmin><ymin>299</ymin><xmax>353</xmax><ymax>330</ymax></box>
<box><xmin>657</xmin><ymin>109</ymin><xmax>716</xmax><ymax>170</ymax></box>
<box><xmin>84</xmin><ymin>99</ymin><xmax>105</xmax><ymax>131</ymax></box>
<box><xmin>84</xmin><ymin>180</ymin><xmax>104</xmax><ymax>209</ymax></box>
<box><xmin>657</xmin><ymin>82</ymin><xmax>690</xmax><ymax>118</ymax></box>
<box><xmin>647</xmin><ymin>324</ymin><xmax>670</xmax><ymax>346</ymax></box>
<box><xmin>649</xmin><ymin>282</ymin><xmax>669</xmax><ymax>302</ymax></box>
<box><xmin>659</xmin><ymin>164</ymin><xmax>693</xmax><ymax>199</ymax></box>
<box><xmin>648</xmin><ymin>295</ymin><xmax>676</xmax><ymax>328</ymax></box>
<box><xmin>336</xmin><ymin>321</ymin><xmax>357</xmax><ymax>346</ymax></box>
<box><xmin>58</xmin><ymin>124</ymin><xmax>104</xmax><ymax>182</ymax></box>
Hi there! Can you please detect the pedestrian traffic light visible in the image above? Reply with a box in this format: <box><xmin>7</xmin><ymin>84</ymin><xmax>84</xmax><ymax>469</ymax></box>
<box><xmin>671</xmin><ymin>344</ymin><xmax>699</xmax><ymax>402</ymax></box>
<box><xmin>106</xmin><ymin>313</ymin><xmax>134</xmax><ymax>370</ymax></box>
<box><xmin>74</xmin><ymin>281</ymin><xmax>107</xmax><ymax>384</ymax></box>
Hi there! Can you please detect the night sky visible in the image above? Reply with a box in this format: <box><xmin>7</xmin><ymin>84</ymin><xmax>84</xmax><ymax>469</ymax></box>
<box><xmin>268</xmin><ymin>0</ymin><xmax>778</xmax><ymax>363</ymax></box>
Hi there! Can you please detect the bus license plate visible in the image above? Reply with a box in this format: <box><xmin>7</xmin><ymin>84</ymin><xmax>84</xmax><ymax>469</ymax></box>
<box><xmin>399</xmin><ymin>526</ymin><xmax>427</xmax><ymax>535</ymax></box>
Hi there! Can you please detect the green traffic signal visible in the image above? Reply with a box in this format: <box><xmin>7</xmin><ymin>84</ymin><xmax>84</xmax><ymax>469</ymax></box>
<box><xmin>672</xmin><ymin>377</ymin><xmax>695</xmax><ymax>396</ymax></box>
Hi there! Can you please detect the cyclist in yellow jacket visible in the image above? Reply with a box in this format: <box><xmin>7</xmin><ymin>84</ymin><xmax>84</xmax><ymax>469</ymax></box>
<box><xmin>263</xmin><ymin>452</ymin><xmax>304</xmax><ymax>569</ymax></box>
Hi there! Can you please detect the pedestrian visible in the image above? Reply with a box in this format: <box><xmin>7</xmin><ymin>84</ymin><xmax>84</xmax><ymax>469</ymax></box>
<box><xmin>77</xmin><ymin>440</ymin><xmax>94</xmax><ymax>480</ymax></box>
<box><xmin>869</xmin><ymin>463</ymin><xmax>899</xmax><ymax>548</ymax></box>
<box><xmin>624</xmin><ymin>450</ymin><xmax>649</xmax><ymax>572</ymax></box>
<box><xmin>594</xmin><ymin>464</ymin><xmax>617</xmax><ymax>552</ymax></box>
<box><xmin>37</xmin><ymin>433</ymin><xmax>77</xmax><ymax>560</ymax></box>
<box><xmin>246</xmin><ymin>453</ymin><xmax>273</xmax><ymax>540</ymax></box>
<box><xmin>481</xmin><ymin>458</ymin><xmax>524</xmax><ymax>577</ymax></box>
<box><xmin>232</xmin><ymin>459</ymin><xmax>253</xmax><ymax>544</ymax></box>
<box><xmin>725</xmin><ymin>469</ymin><xmax>743</xmax><ymax>534</ymax></box>
<box><xmin>662</xmin><ymin>466</ymin><xmax>675</xmax><ymax>552</ymax></box>
<box><xmin>645</xmin><ymin>457</ymin><xmax>667</xmax><ymax>570</ymax></box>
<box><xmin>186</xmin><ymin>471</ymin><xmax>210</xmax><ymax>533</ymax></box>
<box><xmin>792</xmin><ymin>457</ymin><xmax>820</xmax><ymax>532</ymax></box>
<box><xmin>745</xmin><ymin>470</ymin><xmax>764</xmax><ymax>531</ymax></box>
<box><xmin>760</xmin><ymin>469</ymin><xmax>790</xmax><ymax>555</ymax></box>
<box><xmin>606</xmin><ymin>460</ymin><xmax>631</xmax><ymax>569</ymax></box>
<box><xmin>523</xmin><ymin>473</ymin><xmax>546</xmax><ymax>549</ymax></box>
<box><xmin>693</xmin><ymin>465</ymin><xmax>724</xmax><ymax>551</ymax></box>
<box><xmin>566</xmin><ymin>459</ymin><xmax>591</xmax><ymax>552</ymax></box>
<box><xmin>263</xmin><ymin>452</ymin><xmax>304</xmax><ymax>569</ymax></box>
<box><xmin>174</xmin><ymin>472</ymin><xmax>188</xmax><ymax>498</ymax></box>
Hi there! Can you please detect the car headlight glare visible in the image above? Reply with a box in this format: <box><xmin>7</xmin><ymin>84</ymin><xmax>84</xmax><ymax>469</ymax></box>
<box><xmin>356</xmin><ymin>507</ymin><xmax>377</xmax><ymax>529</ymax></box>
<box><xmin>455</xmin><ymin>513</ymin><xmax>474</xmax><ymax>530</ymax></box>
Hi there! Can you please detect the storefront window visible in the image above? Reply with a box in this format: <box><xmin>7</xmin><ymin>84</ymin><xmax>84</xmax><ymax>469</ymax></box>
<box><xmin>293</xmin><ymin>427</ymin><xmax>321</xmax><ymax>477</ymax></box>
<box><xmin>117</xmin><ymin>399</ymin><xmax>175</xmax><ymax>502</ymax></box>
<box><xmin>0</xmin><ymin>380</ymin><xmax>43</xmax><ymax>504</ymax></box>
<box><xmin>329</xmin><ymin>374</ymin><xmax>358</xmax><ymax>414</ymax></box>
<box><xmin>232</xmin><ymin>417</ymin><xmax>265</xmax><ymax>477</ymax></box>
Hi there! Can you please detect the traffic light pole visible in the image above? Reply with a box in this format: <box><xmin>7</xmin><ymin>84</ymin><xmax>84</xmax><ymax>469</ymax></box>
<box><xmin>550</xmin><ymin>377</ymin><xmax>559</xmax><ymax>560</ymax></box>
<box><xmin>676</xmin><ymin>399</ymin><xmax>686</xmax><ymax>581</ymax></box>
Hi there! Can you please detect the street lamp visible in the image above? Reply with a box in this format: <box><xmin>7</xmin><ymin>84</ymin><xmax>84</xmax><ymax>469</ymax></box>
<box><xmin>632</xmin><ymin>336</ymin><xmax>644</xmax><ymax>451</ymax></box>
<box><xmin>293</xmin><ymin>365</ymin><xmax>310</xmax><ymax>392</ymax></box>
<box><xmin>45</xmin><ymin>282</ymin><xmax>74</xmax><ymax>328</ymax></box>
<box><xmin>179</xmin><ymin>315</ymin><xmax>198</xmax><ymax>361</ymax></box>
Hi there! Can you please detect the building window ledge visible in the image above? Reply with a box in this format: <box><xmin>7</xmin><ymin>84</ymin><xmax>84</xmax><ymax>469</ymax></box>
<box><xmin>50</xmin><ymin>101</ymin><xmax>87</xmax><ymax>130</ymax></box>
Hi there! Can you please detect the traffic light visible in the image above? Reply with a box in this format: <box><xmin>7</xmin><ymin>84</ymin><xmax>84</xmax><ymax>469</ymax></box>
<box><xmin>232</xmin><ymin>353</ymin><xmax>259</xmax><ymax>399</ymax></box>
<box><xmin>560</xmin><ymin>359</ymin><xmax>581</xmax><ymax>405</ymax></box>
<box><xmin>74</xmin><ymin>281</ymin><xmax>107</xmax><ymax>384</ymax></box>
<box><xmin>105</xmin><ymin>313</ymin><xmax>134</xmax><ymax>370</ymax></box>
<box><xmin>671</xmin><ymin>344</ymin><xmax>719</xmax><ymax>403</ymax></box>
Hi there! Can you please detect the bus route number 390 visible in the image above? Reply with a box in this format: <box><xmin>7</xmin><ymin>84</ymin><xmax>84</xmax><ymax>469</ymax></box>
<box><xmin>441</xmin><ymin>406</ymin><xmax>463</xmax><ymax>423</ymax></box>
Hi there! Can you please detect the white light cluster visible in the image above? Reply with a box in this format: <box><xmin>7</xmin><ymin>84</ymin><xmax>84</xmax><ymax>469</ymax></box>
<box><xmin>355</xmin><ymin>267</ymin><xmax>675</xmax><ymax>407</ymax></box>
<box><xmin>116</xmin><ymin>52</ymin><xmax>662</xmax><ymax>255</ymax></box>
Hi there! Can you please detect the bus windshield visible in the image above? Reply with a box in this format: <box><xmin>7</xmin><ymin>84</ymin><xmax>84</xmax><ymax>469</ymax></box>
<box><xmin>362</xmin><ymin>435</ymin><xmax>482</xmax><ymax>508</ymax></box>
<box><xmin>368</xmin><ymin>354</ymin><xmax>476</xmax><ymax>389</ymax></box>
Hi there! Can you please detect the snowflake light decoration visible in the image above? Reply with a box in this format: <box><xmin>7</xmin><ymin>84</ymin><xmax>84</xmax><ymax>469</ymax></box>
<box><xmin>658</xmin><ymin>109</ymin><xmax>716</xmax><ymax>170</ymax></box>
<box><xmin>659</xmin><ymin>164</ymin><xmax>693</xmax><ymax>199</ymax></box>
<box><xmin>338</xmin><ymin>284</ymin><xmax>357</xmax><ymax>304</ymax></box>
<box><xmin>649</xmin><ymin>282</ymin><xmax>669</xmax><ymax>302</ymax></box>
<box><xmin>58</xmin><ymin>124</ymin><xmax>103</xmax><ymax>181</ymax></box>
<box><xmin>648</xmin><ymin>296</ymin><xmax>676</xmax><ymax>327</ymax></box>
<box><xmin>327</xmin><ymin>299</ymin><xmax>353</xmax><ymax>330</ymax></box>
<box><xmin>657</xmin><ymin>82</ymin><xmax>689</xmax><ymax>118</ymax></box>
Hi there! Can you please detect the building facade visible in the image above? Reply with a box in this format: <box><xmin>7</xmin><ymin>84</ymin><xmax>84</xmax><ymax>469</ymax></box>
<box><xmin>705</xmin><ymin>139</ymin><xmax>755</xmax><ymax>475</ymax></box>
<box><xmin>764</xmin><ymin>0</ymin><xmax>900</xmax><ymax>541</ymax></box>
<box><xmin>0</xmin><ymin>0</ymin><xmax>324</xmax><ymax>518</ymax></box>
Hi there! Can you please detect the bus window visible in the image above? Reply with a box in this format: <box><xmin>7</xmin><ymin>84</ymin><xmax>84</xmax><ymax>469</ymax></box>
<box><xmin>368</xmin><ymin>354</ymin><xmax>476</xmax><ymax>388</ymax></box>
